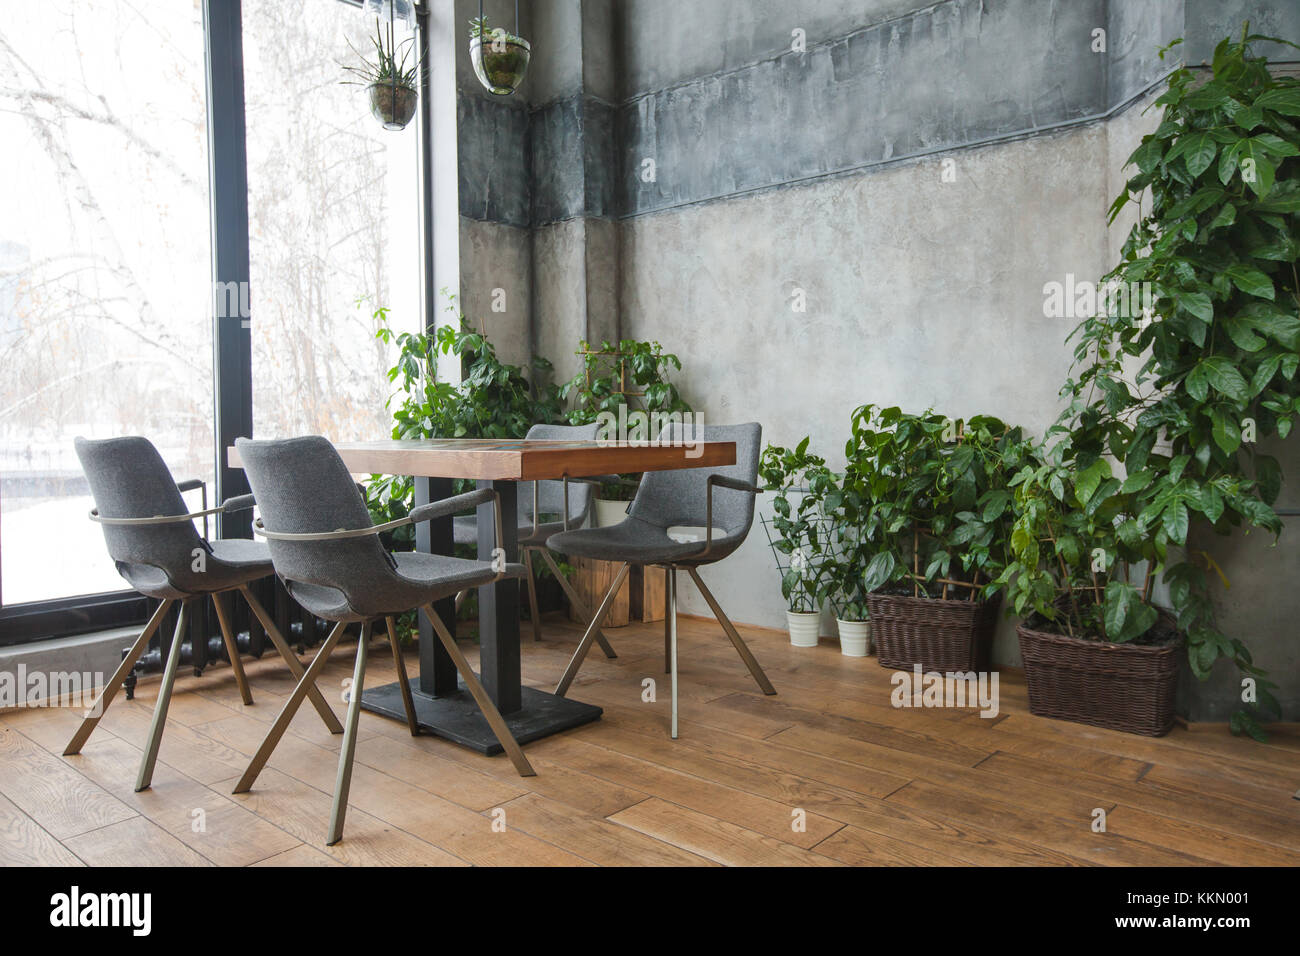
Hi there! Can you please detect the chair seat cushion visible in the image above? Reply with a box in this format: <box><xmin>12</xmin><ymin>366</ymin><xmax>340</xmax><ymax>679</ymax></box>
<box><xmin>286</xmin><ymin>552</ymin><xmax>526</xmax><ymax>623</ymax></box>
<box><xmin>392</xmin><ymin>552</ymin><xmax>526</xmax><ymax>592</ymax></box>
<box><xmin>547</xmin><ymin>516</ymin><xmax>742</xmax><ymax>566</ymax></box>
<box><xmin>208</xmin><ymin>538</ymin><xmax>275</xmax><ymax>572</ymax></box>
<box><xmin>454</xmin><ymin>515</ymin><xmax>568</xmax><ymax>548</ymax></box>
<box><xmin>117</xmin><ymin>538</ymin><xmax>274</xmax><ymax>599</ymax></box>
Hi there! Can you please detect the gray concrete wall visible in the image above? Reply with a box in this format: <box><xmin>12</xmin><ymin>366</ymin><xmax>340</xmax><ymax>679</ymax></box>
<box><xmin>447</xmin><ymin>0</ymin><xmax>1300</xmax><ymax>719</ymax></box>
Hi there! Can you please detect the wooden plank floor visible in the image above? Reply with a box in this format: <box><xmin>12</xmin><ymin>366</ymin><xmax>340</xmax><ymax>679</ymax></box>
<box><xmin>2</xmin><ymin>612</ymin><xmax>1297</xmax><ymax>867</ymax></box>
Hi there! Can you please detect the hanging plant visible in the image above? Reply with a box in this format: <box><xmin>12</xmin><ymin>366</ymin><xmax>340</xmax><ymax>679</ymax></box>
<box><xmin>469</xmin><ymin>12</ymin><xmax>531</xmax><ymax>97</ymax></box>
<box><xmin>342</xmin><ymin>18</ymin><xmax>420</xmax><ymax>130</ymax></box>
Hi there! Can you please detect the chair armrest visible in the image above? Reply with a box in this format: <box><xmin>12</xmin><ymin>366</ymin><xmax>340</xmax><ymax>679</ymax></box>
<box><xmin>90</xmin><ymin>505</ymin><xmax>225</xmax><ymax>526</ymax></box>
<box><xmin>408</xmin><ymin>488</ymin><xmax>495</xmax><ymax>526</ymax></box>
<box><xmin>709</xmin><ymin>475</ymin><xmax>761</xmax><ymax>496</ymax></box>
<box><xmin>695</xmin><ymin>474</ymin><xmax>762</xmax><ymax>559</ymax></box>
<box><xmin>220</xmin><ymin>494</ymin><xmax>257</xmax><ymax>514</ymax></box>
<box><xmin>253</xmin><ymin>489</ymin><xmax>504</xmax><ymax>554</ymax></box>
<box><xmin>176</xmin><ymin>478</ymin><xmax>205</xmax><ymax>493</ymax></box>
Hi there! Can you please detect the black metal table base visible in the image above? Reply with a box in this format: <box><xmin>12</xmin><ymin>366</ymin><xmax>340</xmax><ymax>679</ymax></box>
<box><xmin>360</xmin><ymin>681</ymin><xmax>602</xmax><ymax>755</ymax></box>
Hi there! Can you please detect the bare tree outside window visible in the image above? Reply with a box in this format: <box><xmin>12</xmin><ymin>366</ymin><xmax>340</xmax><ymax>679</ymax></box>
<box><xmin>0</xmin><ymin>1</ymin><xmax>416</xmax><ymax>605</ymax></box>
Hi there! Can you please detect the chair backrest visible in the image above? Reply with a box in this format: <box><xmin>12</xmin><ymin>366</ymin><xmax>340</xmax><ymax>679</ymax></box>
<box><xmin>75</xmin><ymin>436</ymin><xmax>209</xmax><ymax>592</ymax></box>
<box><xmin>235</xmin><ymin>436</ymin><xmax>397</xmax><ymax>605</ymax></box>
<box><xmin>628</xmin><ymin>422</ymin><xmax>762</xmax><ymax>536</ymax></box>
<box><xmin>521</xmin><ymin>422</ymin><xmax>600</xmax><ymax>521</ymax></box>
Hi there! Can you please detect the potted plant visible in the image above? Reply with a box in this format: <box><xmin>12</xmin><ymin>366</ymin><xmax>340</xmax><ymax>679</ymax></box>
<box><xmin>1001</xmin><ymin>441</ymin><xmax>1185</xmax><ymax>736</ymax></box>
<box><xmin>830</xmin><ymin>564</ymin><xmax>871</xmax><ymax>657</ymax></box>
<box><xmin>343</xmin><ymin>18</ymin><xmax>420</xmax><ymax>130</ymax></box>
<box><xmin>560</xmin><ymin>338</ymin><xmax>694</xmax><ymax>526</ymax></box>
<box><xmin>760</xmin><ymin>438</ymin><xmax>837</xmax><ymax>647</ymax></box>
<box><xmin>823</xmin><ymin>469</ymin><xmax>871</xmax><ymax>656</ymax></box>
<box><xmin>1003</xmin><ymin>27</ymin><xmax>1298</xmax><ymax>737</ymax></box>
<box><xmin>469</xmin><ymin>15</ymin><xmax>531</xmax><ymax>97</ymax></box>
<box><xmin>846</xmin><ymin>405</ymin><xmax>1028</xmax><ymax>672</ymax></box>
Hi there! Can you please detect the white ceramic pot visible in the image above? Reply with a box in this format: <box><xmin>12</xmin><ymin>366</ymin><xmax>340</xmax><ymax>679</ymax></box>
<box><xmin>836</xmin><ymin>619</ymin><xmax>871</xmax><ymax>657</ymax></box>
<box><xmin>594</xmin><ymin>498</ymin><xmax>629</xmax><ymax>527</ymax></box>
<box><xmin>786</xmin><ymin>610</ymin><xmax>821</xmax><ymax>648</ymax></box>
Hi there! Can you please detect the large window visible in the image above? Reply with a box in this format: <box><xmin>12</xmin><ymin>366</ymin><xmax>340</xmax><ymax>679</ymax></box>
<box><xmin>0</xmin><ymin>2</ymin><xmax>213</xmax><ymax>606</ymax></box>
<box><xmin>0</xmin><ymin>1</ymin><xmax>427</xmax><ymax>640</ymax></box>
<box><xmin>243</xmin><ymin>0</ymin><xmax>420</xmax><ymax>443</ymax></box>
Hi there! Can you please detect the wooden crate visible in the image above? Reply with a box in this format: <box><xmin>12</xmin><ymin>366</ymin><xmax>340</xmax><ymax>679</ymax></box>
<box><xmin>569</xmin><ymin>559</ymin><xmax>666</xmax><ymax>627</ymax></box>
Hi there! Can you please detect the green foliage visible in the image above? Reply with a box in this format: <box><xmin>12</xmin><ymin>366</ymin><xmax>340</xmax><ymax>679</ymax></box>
<box><xmin>362</xmin><ymin>292</ymin><xmax>560</xmax><ymax>549</ymax></box>
<box><xmin>759</xmin><ymin>438</ymin><xmax>838</xmax><ymax>613</ymax></box>
<box><xmin>560</xmin><ymin>339</ymin><xmax>693</xmax><ymax>501</ymax></box>
<box><xmin>559</xmin><ymin>339</ymin><xmax>692</xmax><ymax>426</ymax></box>
<box><xmin>468</xmin><ymin>16</ymin><xmax>524</xmax><ymax>45</ymax></box>
<box><xmin>1008</xmin><ymin>26</ymin><xmax>1297</xmax><ymax>737</ymax></box>
<box><xmin>342</xmin><ymin>18</ymin><xmax>419</xmax><ymax>90</ymax></box>
<box><xmin>842</xmin><ymin>405</ymin><xmax>1032</xmax><ymax>602</ymax></box>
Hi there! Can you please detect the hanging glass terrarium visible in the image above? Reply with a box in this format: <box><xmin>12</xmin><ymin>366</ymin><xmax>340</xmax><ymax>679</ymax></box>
<box><xmin>344</xmin><ymin>0</ymin><xmax>420</xmax><ymax>131</ymax></box>
<box><xmin>469</xmin><ymin>0</ymin><xmax>531</xmax><ymax>97</ymax></box>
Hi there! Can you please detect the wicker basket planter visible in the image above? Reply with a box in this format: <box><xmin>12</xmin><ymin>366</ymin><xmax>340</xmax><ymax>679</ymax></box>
<box><xmin>865</xmin><ymin>591</ymin><xmax>1001</xmax><ymax>673</ymax></box>
<box><xmin>1017</xmin><ymin>619</ymin><xmax>1182</xmax><ymax>736</ymax></box>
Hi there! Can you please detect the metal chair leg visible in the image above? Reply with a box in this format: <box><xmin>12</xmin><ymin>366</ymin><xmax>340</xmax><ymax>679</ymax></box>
<box><xmin>386</xmin><ymin>616</ymin><xmax>420</xmax><ymax>736</ymax></box>
<box><xmin>211</xmin><ymin>591</ymin><xmax>253</xmax><ymax>706</ymax></box>
<box><xmin>233</xmin><ymin>621</ymin><xmax>348</xmax><ymax>794</ymax></box>
<box><xmin>536</xmin><ymin>549</ymin><xmax>618</xmax><ymax>659</ymax></box>
<box><xmin>668</xmin><ymin>566</ymin><xmax>679</xmax><ymax>739</ymax></box>
<box><xmin>327</xmin><ymin>622</ymin><xmax>370</xmax><ymax>845</ymax></box>
<box><xmin>64</xmin><ymin>599</ymin><xmax>173</xmax><ymax>756</ymax></box>
<box><xmin>664</xmin><ymin>569</ymin><xmax>672</xmax><ymax>674</ymax></box>
<box><xmin>135</xmin><ymin>600</ymin><xmax>191</xmax><ymax>791</ymax></box>
<box><xmin>554</xmin><ymin>562</ymin><xmax>629</xmax><ymax>697</ymax></box>
<box><xmin>424</xmin><ymin>607</ymin><xmax>535</xmax><ymax>777</ymax></box>
<box><xmin>523</xmin><ymin>548</ymin><xmax>543</xmax><ymax>643</ymax></box>
<box><xmin>686</xmin><ymin>567</ymin><xmax>777</xmax><ymax>696</ymax></box>
<box><xmin>239</xmin><ymin>585</ymin><xmax>344</xmax><ymax>734</ymax></box>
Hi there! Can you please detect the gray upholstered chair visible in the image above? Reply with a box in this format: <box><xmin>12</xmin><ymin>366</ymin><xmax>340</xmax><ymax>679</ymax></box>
<box><xmin>67</xmin><ymin>436</ymin><xmax>343</xmax><ymax>793</ymax></box>
<box><xmin>547</xmin><ymin>422</ymin><xmax>776</xmax><ymax>738</ymax></box>
<box><xmin>451</xmin><ymin>422</ymin><xmax>617</xmax><ymax>657</ymax></box>
<box><xmin>234</xmin><ymin>435</ymin><xmax>534</xmax><ymax>845</ymax></box>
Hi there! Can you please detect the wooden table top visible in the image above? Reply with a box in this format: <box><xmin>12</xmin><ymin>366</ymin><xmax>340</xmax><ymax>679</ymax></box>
<box><xmin>227</xmin><ymin>438</ymin><xmax>736</xmax><ymax>481</ymax></box>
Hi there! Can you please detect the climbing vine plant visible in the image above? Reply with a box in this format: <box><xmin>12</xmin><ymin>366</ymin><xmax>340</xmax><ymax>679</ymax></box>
<box><xmin>1006</xmin><ymin>29</ymin><xmax>1300</xmax><ymax>738</ymax></box>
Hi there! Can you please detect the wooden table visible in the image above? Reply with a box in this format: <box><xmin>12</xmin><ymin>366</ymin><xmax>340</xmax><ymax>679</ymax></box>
<box><xmin>230</xmin><ymin>438</ymin><xmax>736</xmax><ymax>754</ymax></box>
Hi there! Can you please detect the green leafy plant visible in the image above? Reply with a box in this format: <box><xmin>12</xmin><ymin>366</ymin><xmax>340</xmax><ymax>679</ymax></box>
<box><xmin>560</xmin><ymin>339</ymin><xmax>691</xmax><ymax>426</ymax></box>
<box><xmin>560</xmin><ymin>339</ymin><xmax>693</xmax><ymax>501</ymax></box>
<box><xmin>468</xmin><ymin>16</ymin><xmax>525</xmax><ymax>45</ymax></box>
<box><xmin>843</xmin><ymin>405</ymin><xmax>1031</xmax><ymax>602</ymax></box>
<box><xmin>342</xmin><ymin>18</ymin><xmax>419</xmax><ymax>90</ymax></box>
<box><xmin>363</xmin><ymin>292</ymin><xmax>560</xmax><ymax>548</ymax></box>
<box><xmin>1029</xmin><ymin>27</ymin><xmax>1298</xmax><ymax>737</ymax></box>
<box><xmin>760</xmin><ymin>438</ymin><xmax>839</xmax><ymax>614</ymax></box>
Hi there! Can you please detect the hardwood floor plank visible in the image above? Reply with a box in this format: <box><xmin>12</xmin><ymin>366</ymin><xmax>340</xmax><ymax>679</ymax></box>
<box><xmin>200</xmin><ymin>713</ymin><xmax>591</xmax><ymax>866</ymax></box>
<box><xmin>497</xmin><ymin>792</ymin><xmax>717</xmax><ymax>866</ymax></box>
<box><xmin>0</xmin><ymin>727</ymin><xmax>137</xmax><ymax>840</ymax></box>
<box><xmin>975</xmin><ymin>751</ymin><xmax>1300</xmax><ymax>852</ymax></box>
<box><xmin>534</xmin><ymin>735</ymin><xmax>844</xmax><ymax>849</ymax></box>
<box><xmin>812</xmin><ymin>824</ymin><xmax>965</xmax><ymax>866</ymax></box>
<box><xmin>0</xmin><ymin>792</ymin><xmax>85</xmax><ymax>867</ymax></box>
<box><xmin>1104</xmin><ymin>804</ymin><xmax>1300</xmax><ymax>867</ymax></box>
<box><xmin>711</xmin><ymin>693</ymin><xmax>992</xmax><ymax>765</ymax></box>
<box><xmin>63</xmin><ymin>816</ymin><xmax>212</xmax><ymax>867</ymax></box>
<box><xmin>250</xmin><ymin>844</ymin><xmax>341</xmax><ymax>867</ymax></box>
<box><xmin>33</xmin><ymin>731</ymin><xmax>300</xmax><ymax>867</ymax></box>
<box><xmin>608</xmin><ymin>797</ymin><xmax>843</xmax><ymax>866</ymax></box>
<box><xmin>216</xmin><ymin>768</ymin><xmax>468</xmax><ymax>866</ymax></box>
<box><xmin>886</xmin><ymin>780</ymin><xmax>1218</xmax><ymax>866</ymax></box>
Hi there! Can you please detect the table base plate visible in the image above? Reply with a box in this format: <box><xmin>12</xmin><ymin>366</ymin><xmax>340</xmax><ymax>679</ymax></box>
<box><xmin>360</xmin><ymin>682</ymin><xmax>602</xmax><ymax>755</ymax></box>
